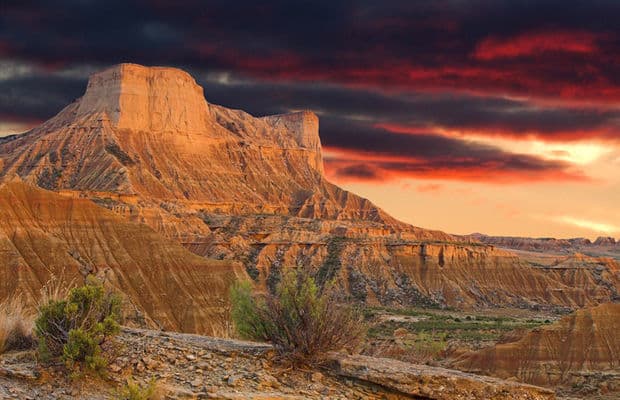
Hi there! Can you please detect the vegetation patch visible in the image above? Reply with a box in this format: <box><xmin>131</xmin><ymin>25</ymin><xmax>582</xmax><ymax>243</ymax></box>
<box><xmin>316</xmin><ymin>236</ymin><xmax>346</xmax><ymax>288</ymax></box>
<box><xmin>231</xmin><ymin>268</ymin><xmax>366</xmax><ymax>366</ymax></box>
<box><xmin>116</xmin><ymin>378</ymin><xmax>162</xmax><ymax>400</ymax></box>
<box><xmin>105</xmin><ymin>142</ymin><xmax>135</xmax><ymax>166</ymax></box>
<box><xmin>35</xmin><ymin>277</ymin><xmax>122</xmax><ymax>374</ymax></box>
<box><xmin>37</xmin><ymin>167</ymin><xmax>63</xmax><ymax>190</ymax></box>
<box><xmin>364</xmin><ymin>306</ymin><xmax>553</xmax><ymax>363</ymax></box>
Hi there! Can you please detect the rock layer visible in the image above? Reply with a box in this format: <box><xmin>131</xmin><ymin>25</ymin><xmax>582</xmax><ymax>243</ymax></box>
<box><xmin>332</xmin><ymin>354</ymin><xmax>555</xmax><ymax>400</ymax></box>
<box><xmin>468</xmin><ymin>233</ymin><xmax>620</xmax><ymax>257</ymax></box>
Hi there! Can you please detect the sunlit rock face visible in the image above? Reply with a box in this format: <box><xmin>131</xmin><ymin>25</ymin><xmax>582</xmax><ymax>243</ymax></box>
<box><xmin>77</xmin><ymin>64</ymin><xmax>211</xmax><ymax>133</ymax></box>
<box><xmin>0</xmin><ymin>64</ymin><xmax>617</xmax><ymax>310</ymax></box>
<box><xmin>0</xmin><ymin>180</ymin><xmax>243</xmax><ymax>335</ymax></box>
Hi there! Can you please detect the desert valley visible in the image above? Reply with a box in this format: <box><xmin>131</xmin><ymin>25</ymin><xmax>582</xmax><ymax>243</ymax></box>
<box><xmin>0</xmin><ymin>63</ymin><xmax>617</xmax><ymax>399</ymax></box>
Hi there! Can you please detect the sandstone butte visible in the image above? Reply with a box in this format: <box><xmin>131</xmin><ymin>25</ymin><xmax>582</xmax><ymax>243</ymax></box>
<box><xmin>453</xmin><ymin>303</ymin><xmax>620</xmax><ymax>389</ymax></box>
<box><xmin>0</xmin><ymin>63</ymin><xmax>618</xmax><ymax>314</ymax></box>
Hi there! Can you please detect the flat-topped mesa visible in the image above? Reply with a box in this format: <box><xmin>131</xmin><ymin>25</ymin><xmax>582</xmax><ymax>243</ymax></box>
<box><xmin>76</xmin><ymin>63</ymin><xmax>211</xmax><ymax>132</ymax></box>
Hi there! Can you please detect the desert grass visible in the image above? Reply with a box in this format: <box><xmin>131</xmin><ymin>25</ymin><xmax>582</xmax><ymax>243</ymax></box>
<box><xmin>0</xmin><ymin>295</ymin><xmax>35</xmax><ymax>354</ymax></box>
<box><xmin>37</xmin><ymin>271</ymin><xmax>77</xmax><ymax>309</ymax></box>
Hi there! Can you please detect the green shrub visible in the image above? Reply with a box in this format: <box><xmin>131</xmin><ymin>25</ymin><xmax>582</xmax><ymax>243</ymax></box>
<box><xmin>35</xmin><ymin>277</ymin><xmax>121</xmax><ymax>372</ymax></box>
<box><xmin>231</xmin><ymin>268</ymin><xmax>365</xmax><ymax>365</ymax></box>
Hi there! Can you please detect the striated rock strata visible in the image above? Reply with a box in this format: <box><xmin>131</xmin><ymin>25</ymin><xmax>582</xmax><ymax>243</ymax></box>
<box><xmin>0</xmin><ymin>180</ymin><xmax>243</xmax><ymax>334</ymax></box>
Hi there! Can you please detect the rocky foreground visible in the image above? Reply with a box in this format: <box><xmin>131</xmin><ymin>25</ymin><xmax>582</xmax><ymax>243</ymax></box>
<box><xmin>0</xmin><ymin>327</ymin><xmax>555</xmax><ymax>400</ymax></box>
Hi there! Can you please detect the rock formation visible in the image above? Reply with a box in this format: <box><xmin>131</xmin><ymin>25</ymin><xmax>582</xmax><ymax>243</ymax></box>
<box><xmin>0</xmin><ymin>179</ymin><xmax>243</xmax><ymax>334</ymax></box>
<box><xmin>0</xmin><ymin>63</ymin><xmax>617</xmax><ymax>310</ymax></box>
<box><xmin>453</xmin><ymin>303</ymin><xmax>620</xmax><ymax>388</ymax></box>
<box><xmin>0</xmin><ymin>327</ymin><xmax>556</xmax><ymax>399</ymax></box>
<box><xmin>468</xmin><ymin>233</ymin><xmax>620</xmax><ymax>256</ymax></box>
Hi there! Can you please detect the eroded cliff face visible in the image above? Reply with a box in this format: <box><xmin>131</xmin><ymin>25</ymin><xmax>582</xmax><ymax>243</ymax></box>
<box><xmin>0</xmin><ymin>180</ymin><xmax>243</xmax><ymax>335</ymax></box>
<box><xmin>191</xmin><ymin>213</ymin><xmax>619</xmax><ymax>309</ymax></box>
<box><xmin>0</xmin><ymin>64</ymin><xmax>359</xmax><ymax>221</ymax></box>
<box><xmin>0</xmin><ymin>63</ymin><xmax>616</xmax><ymax>311</ymax></box>
<box><xmin>452</xmin><ymin>304</ymin><xmax>620</xmax><ymax>388</ymax></box>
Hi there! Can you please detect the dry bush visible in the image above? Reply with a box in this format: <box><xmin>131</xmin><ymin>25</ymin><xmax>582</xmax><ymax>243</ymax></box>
<box><xmin>37</xmin><ymin>271</ymin><xmax>77</xmax><ymax>308</ymax></box>
<box><xmin>0</xmin><ymin>296</ymin><xmax>35</xmax><ymax>354</ymax></box>
<box><xmin>231</xmin><ymin>268</ymin><xmax>366</xmax><ymax>366</ymax></box>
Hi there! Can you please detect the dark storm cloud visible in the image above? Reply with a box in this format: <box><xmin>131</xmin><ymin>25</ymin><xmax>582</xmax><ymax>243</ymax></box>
<box><xmin>198</xmin><ymin>77</ymin><xmax>620</xmax><ymax>141</ymax></box>
<box><xmin>1</xmin><ymin>0</ymin><xmax>619</xmax><ymax>101</ymax></box>
<box><xmin>0</xmin><ymin>0</ymin><xmax>617</xmax><ymax>182</ymax></box>
<box><xmin>0</xmin><ymin>75</ymin><xmax>84</xmax><ymax>121</ymax></box>
<box><xmin>321</xmin><ymin>117</ymin><xmax>587</xmax><ymax>183</ymax></box>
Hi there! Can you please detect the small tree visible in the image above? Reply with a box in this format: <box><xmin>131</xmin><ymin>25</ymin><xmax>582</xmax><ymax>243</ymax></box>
<box><xmin>231</xmin><ymin>268</ymin><xmax>365</xmax><ymax>365</ymax></box>
<box><xmin>35</xmin><ymin>276</ymin><xmax>121</xmax><ymax>372</ymax></box>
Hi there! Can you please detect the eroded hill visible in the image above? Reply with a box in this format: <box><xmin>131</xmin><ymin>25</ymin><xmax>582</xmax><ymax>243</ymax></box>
<box><xmin>0</xmin><ymin>180</ymin><xmax>243</xmax><ymax>334</ymax></box>
<box><xmin>452</xmin><ymin>303</ymin><xmax>620</xmax><ymax>392</ymax></box>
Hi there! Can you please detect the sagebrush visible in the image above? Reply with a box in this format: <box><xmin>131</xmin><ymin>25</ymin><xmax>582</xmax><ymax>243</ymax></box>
<box><xmin>35</xmin><ymin>276</ymin><xmax>121</xmax><ymax>372</ymax></box>
<box><xmin>231</xmin><ymin>268</ymin><xmax>365</xmax><ymax>365</ymax></box>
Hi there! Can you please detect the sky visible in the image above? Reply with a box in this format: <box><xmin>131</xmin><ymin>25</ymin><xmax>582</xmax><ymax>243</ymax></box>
<box><xmin>0</xmin><ymin>0</ymin><xmax>619</xmax><ymax>239</ymax></box>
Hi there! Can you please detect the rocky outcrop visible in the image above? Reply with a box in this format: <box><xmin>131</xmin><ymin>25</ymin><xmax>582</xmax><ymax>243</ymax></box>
<box><xmin>594</xmin><ymin>237</ymin><xmax>617</xmax><ymax>246</ymax></box>
<box><xmin>0</xmin><ymin>327</ymin><xmax>555</xmax><ymax>400</ymax></box>
<box><xmin>0</xmin><ymin>180</ymin><xmax>244</xmax><ymax>334</ymax></box>
<box><xmin>468</xmin><ymin>233</ymin><xmax>620</xmax><ymax>255</ymax></box>
<box><xmin>332</xmin><ymin>354</ymin><xmax>555</xmax><ymax>400</ymax></box>
<box><xmin>453</xmin><ymin>304</ymin><xmax>620</xmax><ymax>388</ymax></box>
<box><xmin>193</xmin><ymin>214</ymin><xmax>619</xmax><ymax>309</ymax></box>
<box><xmin>0</xmin><ymin>63</ymin><xmax>391</xmax><ymax>225</ymax></box>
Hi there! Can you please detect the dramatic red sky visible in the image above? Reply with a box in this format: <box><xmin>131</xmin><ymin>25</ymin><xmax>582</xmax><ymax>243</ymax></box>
<box><xmin>1</xmin><ymin>0</ymin><xmax>619</xmax><ymax>238</ymax></box>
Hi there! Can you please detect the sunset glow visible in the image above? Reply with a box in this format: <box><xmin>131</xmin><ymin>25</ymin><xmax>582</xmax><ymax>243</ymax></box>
<box><xmin>1</xmin><ymin>0</ymin><xmax>618</xmax><ymax>239</ymax></box>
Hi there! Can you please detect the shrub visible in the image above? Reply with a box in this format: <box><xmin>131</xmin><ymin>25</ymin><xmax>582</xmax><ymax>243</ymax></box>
<box><xmin>116</xmin><ymin>378</ymin><xmax>162</xmax><ymax>400</ymax></box>
<box><xmin>0</xmin><ymin>296</ymin><xmax>35</xmax><ymax>354</ymax></box>
<box><xmin>35</xmin><ymin>277</ymin><xmax>121</xmax><ymax>372</ymax></box>
<box><xmin>231</xmin><ymin>268</ymin><xmax>365</xmax><ymax>365</ymax></box>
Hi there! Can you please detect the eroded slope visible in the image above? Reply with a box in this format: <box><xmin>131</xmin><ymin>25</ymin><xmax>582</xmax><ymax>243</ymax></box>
<box><xmin>0</xmin><ymin>180</ymin><xmax>243</xmax><ymax>334</ymax></box>
<box><xmin>453</xmin><ymin>303</ymin><xmax>620</xmax><ymax>387</ymax></box>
